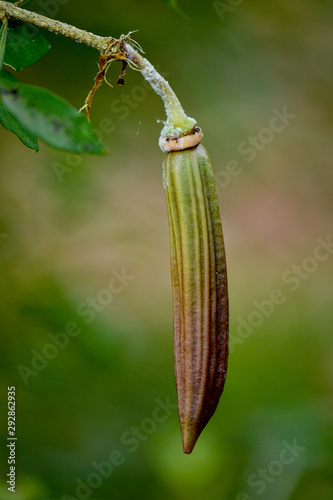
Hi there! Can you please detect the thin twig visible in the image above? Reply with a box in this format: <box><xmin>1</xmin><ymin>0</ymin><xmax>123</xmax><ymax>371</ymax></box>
<box><xmin>0</xmin><ymin>1</ymin><xmax>112</xmax><ymax>51</ymax></box>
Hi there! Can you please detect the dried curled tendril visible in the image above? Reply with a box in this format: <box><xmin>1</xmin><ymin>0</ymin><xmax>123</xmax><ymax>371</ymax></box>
<box><xmin>80</xmin><ymin>32</ymin><xmax>143</xmax><ymax>119</ymax></box>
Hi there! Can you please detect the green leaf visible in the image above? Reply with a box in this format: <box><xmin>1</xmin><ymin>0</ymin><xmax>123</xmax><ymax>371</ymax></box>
<box><xmin>0</xmin><ymin>68</ymin><xmax>16</xmax><ymax>83</ymax></box>
<box><xmin>4</xmin><ymin>21</ymin><xmax>50</xmax><ymax>71</ymax></box>
<box><xmin>0</xmin><ymin>69</ymin><xmax>39</xmax><ymax>151</ymax></box>
<box><xmin>0</xmin><ymin>79</ymin><xmax>107</xmax><ymax>154</ymax></box>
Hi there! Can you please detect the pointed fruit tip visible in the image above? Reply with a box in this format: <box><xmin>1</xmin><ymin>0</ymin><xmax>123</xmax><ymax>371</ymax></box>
<box><xmin>181</xmin><ymin>423</ymin><xmax>201</xmax><ymax>454</ymax></box>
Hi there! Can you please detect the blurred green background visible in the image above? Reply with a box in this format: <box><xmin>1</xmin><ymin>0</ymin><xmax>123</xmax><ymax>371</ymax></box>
<box><xmin>0</xmin><ymin>0</ymin><xmax>332</xmax><ymax>499</ymax></box>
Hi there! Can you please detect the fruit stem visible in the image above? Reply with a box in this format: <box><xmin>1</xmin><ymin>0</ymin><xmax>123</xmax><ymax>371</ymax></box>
<box><xmin>125</xmin><ymin>42</ymin><xmax>197</xmax><ymax>139</ymax></box>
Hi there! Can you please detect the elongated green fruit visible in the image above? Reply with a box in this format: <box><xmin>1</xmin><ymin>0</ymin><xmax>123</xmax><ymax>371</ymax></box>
<box><xmin>162</xmin><ymin>144</ymin><xmax>229</xmax><ymax>454</ymax></box>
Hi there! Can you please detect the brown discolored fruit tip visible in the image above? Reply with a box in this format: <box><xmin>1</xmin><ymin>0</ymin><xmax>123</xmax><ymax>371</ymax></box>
<box><xmin>159</xmin><ymin>126</ymin><xmax>203</xmax><ymax>152</ymax></box>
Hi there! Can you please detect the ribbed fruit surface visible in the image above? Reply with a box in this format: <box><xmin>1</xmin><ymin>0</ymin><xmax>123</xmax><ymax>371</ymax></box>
<box><xmin>162</xmin><ymin>144</ymin><xmax>229</xmax><ymax>454</ymax></box>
